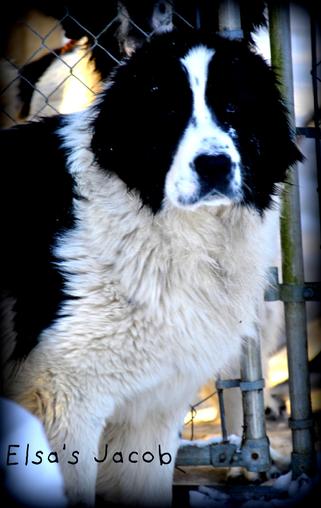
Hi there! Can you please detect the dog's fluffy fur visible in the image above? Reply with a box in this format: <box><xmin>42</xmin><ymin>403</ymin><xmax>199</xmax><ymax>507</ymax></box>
<box><xmin>1</xmin><ymin>30</ymin><xmax>301</xmax><ymax>506</ymax></box>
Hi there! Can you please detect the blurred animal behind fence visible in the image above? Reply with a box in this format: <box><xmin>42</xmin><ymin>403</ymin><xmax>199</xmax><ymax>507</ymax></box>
<box><xmin>1</xmin><ymin>1</ymin><xmax>175</xmax><ymax>124</ymax></box>
<box><xmin>1</xmin><ymin>0</ymin><xmax>267</xmax><ymax>124</ymax></box>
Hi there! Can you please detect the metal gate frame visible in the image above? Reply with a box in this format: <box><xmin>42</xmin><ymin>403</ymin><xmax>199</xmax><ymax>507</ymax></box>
<box><xmin>176</xmin><ymin>0</ymin><xmax>319</xmax><ymax>480</ymax></box>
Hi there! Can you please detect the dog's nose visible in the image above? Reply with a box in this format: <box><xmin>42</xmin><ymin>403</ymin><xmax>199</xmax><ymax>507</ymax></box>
<box><xmin>193</xmin><ymin>154</ymin><xmax>232</xmax><ymax>181</ymax></box>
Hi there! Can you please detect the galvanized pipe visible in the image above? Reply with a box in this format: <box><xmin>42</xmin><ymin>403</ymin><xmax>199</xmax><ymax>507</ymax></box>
<box><xmin>217</xmin><ymin>0</ymin><xmax>244</xmax><ymax>39</ymax></box>
<box><xmin>240</xmin><ymin>336</ymin><xmax>266</xmax><ymax>441</ymax></box>
<box><xmin>240</xmin><ymin>335</ymin><xmax>271</xmax><ymax>472</ymax></box>
<box><xmin>217</xmin><ymin>0</ymin><xmax>270</xmax><ymax>473</ymax></box>
<box><xmin>268</xmin><ymin>1</ymin><xmax>316</xmax><ymax>477</ymax></box>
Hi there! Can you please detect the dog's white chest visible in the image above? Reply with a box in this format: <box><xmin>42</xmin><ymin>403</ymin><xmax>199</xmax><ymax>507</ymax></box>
<box><xmin>47</xmin><ymin>188</ymin><xmax>279</xmax><ymax>385</ymax></box>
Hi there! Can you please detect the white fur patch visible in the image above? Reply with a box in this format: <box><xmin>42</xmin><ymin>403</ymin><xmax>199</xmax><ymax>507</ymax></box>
<box><xmin>182</xmin><ymin>46</ymin><xmax>215</xmax><ymax>124</ymax></box>
<box><xmin>165</xmin><ymin>45</ymin><xmax>242</xmax><ymax>209</ymax></box>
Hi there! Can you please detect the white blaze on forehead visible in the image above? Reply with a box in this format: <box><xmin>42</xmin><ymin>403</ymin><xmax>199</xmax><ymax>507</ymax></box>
<box><xmin>181</xmin><ymin>46</ymin><xmax>215</xmax><ymax>124</ymax></box>
<box><xmin>180</xmin><ymin>45</ymin><xmax>240</xmax><ymax>165</ymax></box>
<box><xmin>165</xmin><ymin>45</ymin><xmax>242</xmax><ymax>208</ymax></box>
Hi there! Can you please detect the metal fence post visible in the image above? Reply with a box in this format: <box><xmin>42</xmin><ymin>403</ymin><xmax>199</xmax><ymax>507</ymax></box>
<box><xmin>217</xmin><ymin>0</ymin><xmax>270</xmax><ymax>474</ymax></box>
<box><xmin>218</xmin><ymin>0</ymin><xmax>244</xmax><ymax>39</ymax></box>
<box><xmin>240</xmin><ymin>334</ymin><xmax>271</xmax><ymax>472</ymax></box>
<box><xmin>268</xmin><ymin>1</ymin><xmax>316</xmax><ymax>478</ymax></box>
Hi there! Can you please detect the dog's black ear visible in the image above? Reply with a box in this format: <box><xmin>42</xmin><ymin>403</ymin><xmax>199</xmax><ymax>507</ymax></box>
<box><xmin>266</xmin><ymin>116</ymin><xmax>304</xmax><ymax>185</ymax></box>
<box><xmin>270</xmin><ymin>95</ymin><xmax>304</xmax><ymax>178</ymax></box>
<box><xmin>286</xmin><ymin>137</ymin><xmax>304</xmax><ymax>168</ymax></box>
<box><xmin>257</xmin><ymin>59</ymin><xmax>304</xmax><ymax>181</ymax></box>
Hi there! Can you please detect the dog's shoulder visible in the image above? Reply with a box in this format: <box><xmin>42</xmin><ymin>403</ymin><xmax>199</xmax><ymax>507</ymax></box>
<box><xmin>0</xmin><ymin>116</ymin><xmax>75</xmax><ymax>269</ymax></box>
<box><xmin>0</xmin><ymin>115</ymin><xmax>72</xmax><ymax>202</ymax></box>
<box><xmin>0</xmin><ymin>116</ymin><xmax>76</xmax><ymax>360</ymax></box>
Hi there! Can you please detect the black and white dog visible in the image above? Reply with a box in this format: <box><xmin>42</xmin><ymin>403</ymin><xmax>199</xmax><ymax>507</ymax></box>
<box><xmin>1</xmin><ymin>30</ymin><xmax>301</xmax><ymax>506</ymax></box>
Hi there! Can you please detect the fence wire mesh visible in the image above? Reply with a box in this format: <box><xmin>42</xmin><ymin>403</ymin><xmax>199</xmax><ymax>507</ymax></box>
<box><xmin>0</xmin><ymin>1</ymin><xmax>199</xmax><ymax>126</ymax></box>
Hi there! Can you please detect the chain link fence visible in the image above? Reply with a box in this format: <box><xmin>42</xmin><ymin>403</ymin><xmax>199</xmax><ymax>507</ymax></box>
<box><xmin>0</xmin><ymin>1</ymin><xmax>268</xmax><ymax>126</ymax></box>
<box><xmin>0</xmin><ymin>1</ymin><xmax>197</xmax><ymax>125</ymax></box>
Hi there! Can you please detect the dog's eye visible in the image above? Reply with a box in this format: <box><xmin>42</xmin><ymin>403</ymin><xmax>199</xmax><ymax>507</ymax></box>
<box><xmin>220</xmin><ymin>103</ymin><xmax>239</xmax><ymax>131</ymax></box>
<box><xmin>226</xmin><ymin>103</ymin><xmax>236</xmax><ymax>114</ymax></box>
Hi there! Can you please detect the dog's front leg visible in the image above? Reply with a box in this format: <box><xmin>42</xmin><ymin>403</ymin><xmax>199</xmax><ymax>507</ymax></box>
<box><xmin>96</xmin><ymin>390</ymin><xmax>190</xmax><ymax>507</ymax></box>
<box><xmin>54</xmin><ymin>415</ymin><xmax>105</xmax><ymax>507</ymax></box>
<box><xmin>97</xmin><ymin>419</ymin><xmax>179</xmax><ymax>507</ymax></box>
<box><xmin>48</xmin><ymin>391</ymin><xmax>117</xmax><ymax>507</ymax></box>
<box><xmin>16</xmin><ymin>381</ymin><xmax>113</xmax><ymax>507</ymax></box>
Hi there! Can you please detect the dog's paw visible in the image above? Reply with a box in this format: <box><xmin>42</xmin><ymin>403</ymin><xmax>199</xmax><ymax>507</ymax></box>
<box><xmin>226</xmin><ymin>444</ymin><xmax>290</xmax><ymax>484</ymax></box>
<box><xmin>226</xmin><ymin>466</ymin><xmax>263</xmax><ymax>483</ymax></box>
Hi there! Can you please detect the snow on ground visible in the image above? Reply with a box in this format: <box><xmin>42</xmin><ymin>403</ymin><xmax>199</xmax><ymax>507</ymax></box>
<box><xmin>190</xmin><ymin>486</ymin><xmax>230</xmax><ymax>508</ymax></box>
<box><xmin>180</xmin><ymin>435</ymin><xmax>242</xmax><ymax>449</ymax></box>
<box><xmin>0</xmin><ymin>398</ymin><xmax>67</xmax><ymax>507</ymax></box>
<box><xmin>189</xmin><ymin>462</ymin><xmax>320</xmax><ymax>508</ymax></box>
<box><xmin>182</xmin><ymin>437</ymin><xmax>320</xmax><ymax>507</ymax></box>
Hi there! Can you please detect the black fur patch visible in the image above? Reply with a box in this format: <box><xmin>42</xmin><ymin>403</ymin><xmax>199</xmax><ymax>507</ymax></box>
<box><xmin>205</xmin><ymin>36</ymin><xmax>303</xmax><ymax>211</ymax></box>
<box><xmin>0</xmin><ymin>115</ymin><xmax>74</xmax><ymax>359</ymax></box>
<box><xmin>91</xmin><ymin>32</ymin><xmax>197</xmax><ymax>212</ymax></box>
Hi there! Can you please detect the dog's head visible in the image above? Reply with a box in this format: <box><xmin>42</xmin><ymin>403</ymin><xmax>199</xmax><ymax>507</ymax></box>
<box><xmin>91</xmin><ymin>30</ymin><xmax>302</xmax><ymax>214</ymax></box>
